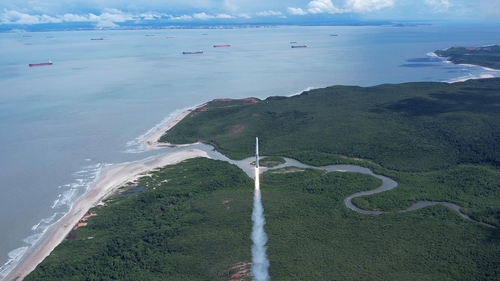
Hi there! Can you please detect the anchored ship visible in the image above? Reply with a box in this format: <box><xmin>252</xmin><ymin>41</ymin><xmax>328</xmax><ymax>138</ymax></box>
<box><xmin>291</xmin><ymin>45</ymin><xmax>307</xmax><ymax>48</ymax></box>
<box><xmin>29</xmin><ymin>61</ymin><xmax>53</xmax><ymax>67</ymax></box>
<box><xmin>183</xmin><ymin>50</ymin><xmax>203</xmax><ymax>54</ymax></box>
<box><xmin>213</xmin><ymin>44</ymin><xmax>230</xmax><ymax>47</ymax></box>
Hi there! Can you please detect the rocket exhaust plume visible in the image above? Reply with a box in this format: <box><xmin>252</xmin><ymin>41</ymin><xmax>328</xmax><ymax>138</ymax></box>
<box><xmin>251</xmin><ymin>137</ymin><xmax>270</xmax><ymax>281</ymax></box>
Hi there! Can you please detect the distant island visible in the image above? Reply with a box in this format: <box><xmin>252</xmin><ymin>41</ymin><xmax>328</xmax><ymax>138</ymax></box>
<box><xmin>24</xmin><ymin>78</ymin><xmax>500</xmax><ymax>280</ymax></box>
<box><xmin>435</xmin><ymin>44</ymin><xmax>500</xmax><ymax>70</ymax></box>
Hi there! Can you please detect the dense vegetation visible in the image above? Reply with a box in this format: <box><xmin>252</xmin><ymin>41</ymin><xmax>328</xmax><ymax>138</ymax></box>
<box><xmin>435</xmin><ymin>45</ymin><xmax>500</xmax><ymax>70</ymax></box>
<box><xmin>27</xmin><ymin>78</ymin><xmax>500</xmax><ymax>280</ymax></box>
<box><xmin>159</xmin><ymin>78</ymin><xmax>500</xmax><ymax>226</ymax></box>
<box><xmin>160</xmin><ymin>78</ymin><xmax>500</xmax><ymax>172</ymax></box>
<box><xmin>26</xmin><ymin>158</ymin><xmax>500</xmax><ymax>280</ymax></box>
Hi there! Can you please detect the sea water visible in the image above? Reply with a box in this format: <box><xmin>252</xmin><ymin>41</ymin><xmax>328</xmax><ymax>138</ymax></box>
<box><xmin>0</xmin><ymin>23</ymin><xmax>499</xmax><ymax>279</ymax></box>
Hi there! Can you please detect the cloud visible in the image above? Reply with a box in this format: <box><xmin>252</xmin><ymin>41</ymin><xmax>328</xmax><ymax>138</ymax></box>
<box><xmin>423</xmin><ymin>0</ymin><xmax>451</xmax><ymax>12</ymax></box>
<box><xmin>0</xmin><ymin>8</ymin><xmax>140</xmax><ymax>25</ymax></box>
<box><xmin>479</xmin><ymin>0</ymin><xmax>500</xmax><ymax>18</ymax></box>
<box><xmin>215</xmin><ymin>13</ymin><xmax>233</xmax><ymax>18</ymax></box>
<box><xmin>256</xmin><ymin>10</ymin><xmax>283</xmax><ymax>16</ymax></box>
<box><xmin>344</xmin><ymin>0</ymin><xmax>395</xmax><ymax>13</ymax></box>
<box><xmin>95</xmin><ymin>20</ymin><xmax>119</xmax><ymax>28</ymax></box>
<box><xmin>58</xmin><ymin>13</ymin><xmax>92</xmax><ymax>22</ymax></box>
<box><xmin>287</xmin><ymin>7</ymin><xmax>308</xmax><ymax>15</ymax></box>
<box><xmin>238</xmin><ymin>13</ymin><xmax>251</xmax><ymax>19</ymax></box>
<box><xmin>139</xmin><ymin>13</ymin><xmax>164</xmax><ymax>20</ymax></box>
<box><xmin>1</xmin><ymin>9</ymin><xmax>61</xmax><ymax>24</ymax></box>
<box><xmin>192</xmin><ymin>12</ymin><xmax>233</xmax><ymax>19</ymax></box>
<box><xmin>169</xmin><ymin>14</ymin><xmax>193</xmax><ymax>20</ymax></box>
<box><xmin>307</xmin><ymin>0</ymin><xmax>344</xmax><ymax>14</ymax></box>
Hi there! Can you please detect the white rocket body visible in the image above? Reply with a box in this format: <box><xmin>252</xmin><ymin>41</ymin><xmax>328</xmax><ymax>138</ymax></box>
<box><xmin>255</xmin><ymin>137</ymin><xmax>259</xmax><ymax>168</ymax></box>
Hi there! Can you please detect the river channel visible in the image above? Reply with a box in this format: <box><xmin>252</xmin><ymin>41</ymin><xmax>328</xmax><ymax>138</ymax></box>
<box><xmin>185</xmin><ymin>143</ymin><xmax>493</xmax><ymax>227</ymax></box>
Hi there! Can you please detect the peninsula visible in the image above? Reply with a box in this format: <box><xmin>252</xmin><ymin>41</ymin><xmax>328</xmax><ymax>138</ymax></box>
<box><xmin>435</xmin><ymin>44</ymin><xmax>500</xmax><ymax>70</ymax></box>
<box><xmin>23</xmin><ymin>78</ymin><xmax>500</xmax><ymax>280</ymax></box>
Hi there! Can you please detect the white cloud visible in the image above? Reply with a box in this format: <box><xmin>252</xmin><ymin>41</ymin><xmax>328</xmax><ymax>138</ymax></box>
<box><xmin>238</xmin><ymin>13</ymin><xmax>251</xmax><ymax>19</ymax></box>
<box><xmin>256</xmin><ymin>10</ymin><xmax>283</xmax><ymax>16</ymax></box>
<box><xmin>95</xmin><ymin>20</ymin><xmax>119</xmax><ymax>28</ymax></box>
<box><xmin>169</xmin><ymin>14</ymin><xmax>193</xmax><ymax>20</ymax></box>
<box><xmin>1</xmin><ymin>9</ymin><xmax>61</xmax><ymax>24</ymax></box>
<box><xmin>58</xmin><ymin>13</ymin><xmax>91</xmax><ymax>22</ymax></box>
<box><xmin>192</xmin><ymin>12</ymin><xmax>233</xmax><ymax>19</ymax></box>
<box><xmin>479</xmin><ymin>0</ymin><xmax>500</xmax><ymax>18</ymax></box>
<box><xmin>344</xmin><ymin>0</ymin><xmax>395</xmax><ymax>13</ymax></box>
<box><xmin>423</xmin><ymin>0</ymin><xmax>451</xmax><ymax>12</ymax></box>
<box><xmin>215</xmin><ymin>13</ymin><xmax>233</xmax><ymax>18</ymax></box>
<box><xmin>139</xmin><ymin>13</ymin><xmax>163</xmax><ymax>20</ymax></box>
<box><xmin>99</xmin><ymin>12</ymin><xmax>132</xmax><ymax>22</ymax></box>
<box><xmin>193</xmin><ymin>12</ymin><xmax>213</xmax><ymax>19</ymax></box>
<box><xmin>307</xmin><ymin>0</ymin><xmax>344</xmax><ymax>14</ymax></box>
<box><xmin>287</xmin><ymin>7</ymin><xmax>308</xmax><ymax>15</ymax></box>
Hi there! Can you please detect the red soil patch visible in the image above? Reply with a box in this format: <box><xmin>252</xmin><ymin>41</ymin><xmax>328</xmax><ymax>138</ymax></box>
<box><xmin>229</xmin><ymin>124</ymin><xmax>245</xmax><ymax>134</ymax></box>
<box><xmin>213</xmin><ymin>98</ymin><xmax>233</xmax><ymax>103</ymax></box>
<box><xmin>72</xmin><ymin>211</ymin><xmax>96</xmax><ymax>230</ymax></box>
<box><xmin>241</xmin><ymin>98</ymin><xmax>258</xmax><ymax>104</ymax></box>
<box><xmin>225</xmin><ymin>262</ymin><xmax>252</xmax><ymax>281</ymax></box>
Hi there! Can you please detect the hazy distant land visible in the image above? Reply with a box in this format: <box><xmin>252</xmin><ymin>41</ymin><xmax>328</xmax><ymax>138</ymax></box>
<box><xmin>23</xmin><ymin>78</ymin><xmax>500</xmax><ymax>280</ymax></box>
<box><xmin>435</xmin><ymin>45</ymin><xmax>500</xmax><ymax>70</ymax></box>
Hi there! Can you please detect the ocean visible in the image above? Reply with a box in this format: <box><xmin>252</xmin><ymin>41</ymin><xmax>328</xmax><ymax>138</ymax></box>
<box><xmin>0</xmin><ymin>23</ymin><xmax>499</xmax><ymax>279</ymax></box>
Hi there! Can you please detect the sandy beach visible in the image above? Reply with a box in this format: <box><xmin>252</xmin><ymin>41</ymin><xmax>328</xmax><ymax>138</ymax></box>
<box><xmin>5</xmin><ymin>105</ymin><xmax>208</xmax><ymax>281</ymax></box>
<box><xmin>141</xmin><ymin>103</ymin><xmax>206</xmax><ymax>151</ymax></box>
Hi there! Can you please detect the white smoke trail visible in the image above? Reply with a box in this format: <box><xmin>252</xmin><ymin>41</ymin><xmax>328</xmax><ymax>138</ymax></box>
<box><xmin>251</xmin><ymin>168</ymin><xmax>270</xmax><ymax>281</ymax></box>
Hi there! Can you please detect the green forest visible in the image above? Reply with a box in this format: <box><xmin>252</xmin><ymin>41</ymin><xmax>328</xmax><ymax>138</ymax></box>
<box><xmin>435</xmin><ymin>45</ymin><xmax>500</xmax><ymax>70</ymax></box>
<box><xmin>27</xmin><ymin>78</ymin><xmax>500</xmax><ymax>280</ymax></box>
<box><xmin>161</xmin><ymin>78</ymin><xmax>500</xmax><ymax>172</ymax></box>
<box><xmin>26</xmin><ymin>158</ymin><xmax>500</xmax><ymax>280</ymax></box>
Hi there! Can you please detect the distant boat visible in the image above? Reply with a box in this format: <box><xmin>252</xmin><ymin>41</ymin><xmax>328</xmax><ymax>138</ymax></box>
<box><xmin>291</xmin><ymin>45</ymin><xmax>307</xmax><ymax>48</ymax></box>
<box><xmin>29</xmin><ymin>61</ymin><xmax>53</xmax><ymax>67</ymax></box>
<box><xmin>213</xmin><ymin>44</ymin><xmax>230</xmax><ymax>48</ymax></box>
<box><xmin>290</xmin><ymin>41</ymin><xmax>297</xmax><ymax>43</ymax></box>
<box><xmin>145</xmin><ymin>34</ymin><xmax>155</xmax><ymax>37</ymax></box>
<box><xmin>183</xmin><ymin>50</ymin><xmax>203</xmax><ymax>54</ymax></box>
<box><xmin>330</xmin><ymin>34</ymin><xmax>338</xmax><ymax>36</ymax></box>
<box><xmin>202</xmin><ymin>33</ymin><xmax>208</xmax><ymax>35</ymax></box>
<box><xmin>46</xmin><ymin>36</ymin><xmax>53</xmax><ymax>38</ymax></box>
<box><xmin>91</xmin><ymin>38</ymin><xmax>103</xmax><ymax>40</ymax></box>
<box><xmin>165</xmin><ymin>36</ymin><xmax>175</xmax><ymax>38</ymax></box>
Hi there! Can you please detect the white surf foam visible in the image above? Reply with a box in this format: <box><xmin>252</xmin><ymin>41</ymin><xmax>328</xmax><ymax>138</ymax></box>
<box><xmin>124</xmin><ymin>106</ymin><xmax>194</xmax><ymax>154</ymax></box>
<box><xmin>288</xmin><ymin>86</ymin><xmax>317</xmax><ymax>97</ymax></box>
<box><xmin>0</xmin><ymin>246</ymin><xmax>28</xmax><ymax>279</ymax></box>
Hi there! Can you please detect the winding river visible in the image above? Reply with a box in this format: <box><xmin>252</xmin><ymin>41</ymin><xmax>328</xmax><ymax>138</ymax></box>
<box><xmin>189</xmin><ymin>143</ymin><xmax>494</xmax><ymax>228</ymax></box>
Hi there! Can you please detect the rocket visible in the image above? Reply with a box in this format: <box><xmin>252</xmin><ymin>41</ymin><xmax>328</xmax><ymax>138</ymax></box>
<box><xmin>255</xmin><ymin>137</ymin><xmax>259</xmax><ymax>168</ymax></box>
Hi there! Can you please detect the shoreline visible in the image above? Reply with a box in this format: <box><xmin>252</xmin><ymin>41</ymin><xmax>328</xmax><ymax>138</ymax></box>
<box><xmin>429</xmin><ymin>51</ymin><xmax>500</xmax><ymax>83</ymax></box>
<box><xmin>141</xmin><ymin>103</ymin><xmax>206</xmax><ymax>151</ymax></box>
<box><xmin>5</xmin><ymin>102</ymin><xmax>206</xmax><ymax>280</ymax></box>
<box><xmin>6</xmin><ymin>149</ymin><xmax>209</xmax><ymax>281</ymax></box>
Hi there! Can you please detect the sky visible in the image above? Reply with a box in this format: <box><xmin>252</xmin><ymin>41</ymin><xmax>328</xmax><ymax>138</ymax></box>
<box><xmin>1</xmin><ymin>0</ymin><xmax>499</xmax><ymax>27</ymax></box>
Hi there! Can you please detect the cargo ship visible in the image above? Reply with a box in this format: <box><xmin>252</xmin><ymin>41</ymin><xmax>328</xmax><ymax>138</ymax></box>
<box><xmin>183</xmin><ymin>50</ymin><xmax>203</xmax><ymax>54</ymax></box>
<box><xmin>291</xmin><ymin>45</ymin><xmax>307</xmax><ymax>48</ymax></box>
<box><xmin>213</xmin><ymin>44</ymin><xmax>230</xmax><ymax>48</ymax></box>
<box><xmin>91</xmin><ymin>37</ymin><xmax>103</xmax><ymax>40</ymax></box>
<box><xmin>29</xmin><ymin>61</ymin><xmax>53</xmax><ymax>67</ymax></box>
